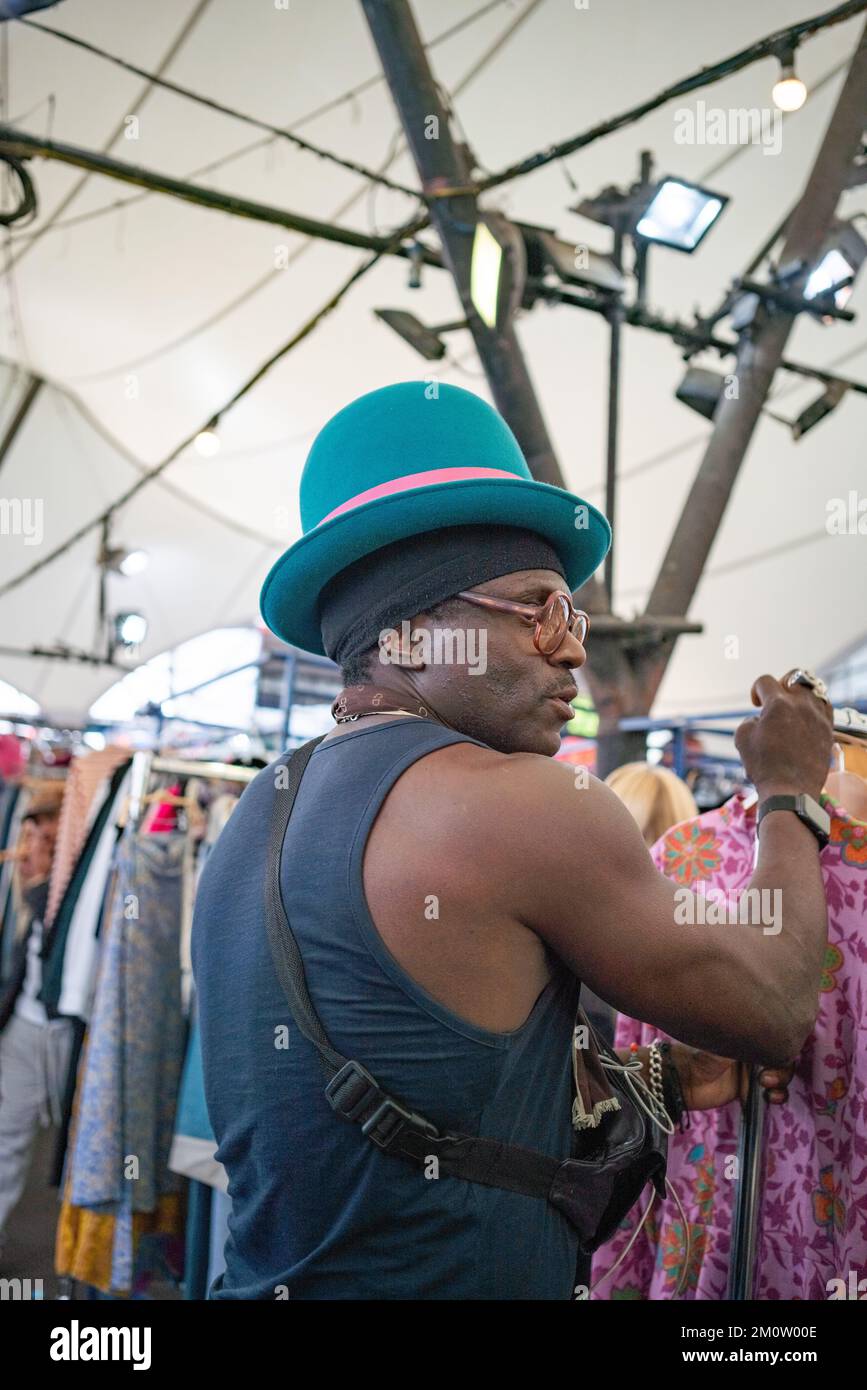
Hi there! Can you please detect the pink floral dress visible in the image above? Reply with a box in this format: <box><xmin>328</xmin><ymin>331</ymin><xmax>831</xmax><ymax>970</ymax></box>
<box><xmin>591</xmin><ymin>792</ymin><xmax>867</xmax><ymax>1300</ymax></box>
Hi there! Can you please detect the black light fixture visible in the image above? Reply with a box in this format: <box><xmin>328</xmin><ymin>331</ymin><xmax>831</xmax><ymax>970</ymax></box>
<box><xmin>516</xmin><ymin>221</ymin><xmax>626</xmax><ymax>295</ymax></box>
<box><xmin>675</xmin><ymin>366</ymin><xmax>728</xmax><ymax>420</ymax></box>
<box><xmin>802</xmin><ymin>220</ymin><xmax>867</xmax><ymax>312</ymax></box>
<box><xmin>113</xmin><ymin>612</ymin><xmax>148</xmax><ymax>650</ymax></box>
<box><xmin>469</xmin><ymin>211</ymin><xmax>527</xmax><ymax>331</ymax></box>
<box><xmin>407</xmin><ymin>240</ymin><xmax>426</xmax><ymax>290</ymax></box>
<box><xmin>729</xmin><ymin>222</ymin><xmax>865</xmax><ymax>331</ymax></box>
<box><xmin>374</xmin><ymin>309</ymin><xmax>447</xmax><ymax>361</ymax></box>
<box><xmin>764</xmin><ymin>378</ymin><xmax>849</xmax><ymax>439</ymax></box>
<box><xmin>791</xmin><ymin>380</ymin><xmax>848</xmax><ymax>440</ymax></box>
<box><xmin>373</xmin><ymin>309</ymin><xmax>467</xmax><ymax>361</ymax></box>
<box><xmin>633</xmin><ymin>178</ymin><xmax>729</xmax><ymax>253</ymax></box>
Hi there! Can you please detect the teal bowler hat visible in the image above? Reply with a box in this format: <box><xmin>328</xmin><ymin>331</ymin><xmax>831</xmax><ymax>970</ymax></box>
<box><xmin>260</xmin><ymin>380</ymin><xmax>611</xmax><ymax>655</ymax></box>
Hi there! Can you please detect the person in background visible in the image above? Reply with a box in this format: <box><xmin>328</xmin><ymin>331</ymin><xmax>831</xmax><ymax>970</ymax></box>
<box><xmin>604</xmin><ymin>761</ymin><xmax>698</xmax><ymax>848</ymax></box>
<box><xmin>0</xmin><ymin>781</ymin><xmax>71</xmax><ymax>1261</ymax></box>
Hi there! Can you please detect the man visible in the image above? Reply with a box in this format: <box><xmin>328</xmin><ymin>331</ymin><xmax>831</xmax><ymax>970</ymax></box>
<box><xmin>0</xmin><ymin>779</ymin><xmax>72</xmax><ymax>1257</ymax></box>
<box><xmin>193</xmin><ymin>381</ymin><xmax>832</xmax><ymax>1300</ymax></box>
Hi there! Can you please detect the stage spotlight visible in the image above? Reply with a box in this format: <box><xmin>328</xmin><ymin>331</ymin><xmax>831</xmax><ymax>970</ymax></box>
<box><xmin>518</xmin><ymin>222</ymin><xmax>626</xmax><ymax>295</ymax></box>
<box><xmin>114</xmin><ymin>612</ymin><xmax>148</xmax><ymax>649</ymax></box>
<box><xmin>803</xmin><ymin>221</ymin><xmax>867</xmax><ymax>311</ymax></box>
<box><xmin>791</xmin><ymin>380</ymin><xmax>848</xmax><ymax>440</ymax></box>
<box><xmin>374</xmin><ymin>309</ymin><xmax>447</xmax><ymax>361</ymax></box>
<box><xmin>634</xmin><ymin>178</ymin><xmax>728</xmax><ymax>253</ymax></box>
<box><xmin>470</xmin><ymin>212</ymin><xmax>526</xmax><ymax>331</ymax></box>
<box><xmin>675</xmin><ymin>366</ymin><xmax>727</xmax><ymax>420</ymax></box>
<box><xmin>772</xmin><ymin>46</ymin><xmax>807</xmax><ymax>112</ymax></box>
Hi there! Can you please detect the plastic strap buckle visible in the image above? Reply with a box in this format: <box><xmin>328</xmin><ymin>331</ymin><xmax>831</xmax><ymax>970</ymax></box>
<box><xmin>325</xmin><ymin>1059</ymin><xmax>440</xmax><ymax>1151</ymax></box>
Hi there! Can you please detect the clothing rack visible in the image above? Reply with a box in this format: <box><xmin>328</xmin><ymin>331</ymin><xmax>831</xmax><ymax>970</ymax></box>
<box><xmin>127</xmin><ymin>752</ymin><xmax>259</xmax><ymax>825</ymax></box>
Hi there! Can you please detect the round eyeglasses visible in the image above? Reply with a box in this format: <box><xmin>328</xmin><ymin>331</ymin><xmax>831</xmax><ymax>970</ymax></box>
<box><xmin>456</xmin><ymin>588</ymin><xmax>590</xmax><ymax>655</ymax></box>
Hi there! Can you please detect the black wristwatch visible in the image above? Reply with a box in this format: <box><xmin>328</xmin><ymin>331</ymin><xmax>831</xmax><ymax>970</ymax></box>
<box><xmin>757</xmin><ymin>793</ymin><xmax>831</xmax><ymax>849</ymax></box>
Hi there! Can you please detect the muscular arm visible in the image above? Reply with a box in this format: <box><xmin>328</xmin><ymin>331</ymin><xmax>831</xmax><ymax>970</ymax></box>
<box><xmin>483</xmin><ymin>757</ymin><xmax>827</xmax><ymax>1065</ymax></box>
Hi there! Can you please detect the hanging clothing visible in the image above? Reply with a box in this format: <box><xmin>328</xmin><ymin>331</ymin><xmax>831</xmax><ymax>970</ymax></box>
<box><xmin>54</xmin><ymin>765</ymin><xmax>131</xmax><ymax>1022</ymax></box>
<box><xmin>591</xmin><ymin>792</ymin><xmax>867</xmax><ymax>1301</ymax></box>
<box><xmin>39</xmin><ymin>760</ymin><xmax>131</xmax><ymax>1020</ymax></box>
<box><xmin>193</xmin><ymin>720</ymin><xmax>581</xmax><ymax>1302</ymax></box>
<box><xmin>56</xmin><ymin>830</ymin><xmax>187</xmax><ymax>1294</ymax></box>
<box><xmin>45</xmin><ymin>747</ymin><xmax>130</xmax><ymax>929</ymax></box>
<box><xmin>141</xmin><ymin>783</ymin><xmax>183</xmax><ymax>835</ymax></box>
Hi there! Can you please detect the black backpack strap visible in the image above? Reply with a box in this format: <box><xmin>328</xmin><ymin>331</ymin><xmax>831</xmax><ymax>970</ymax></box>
<box><xmin>264</xmin><ymin>737</ymin><xmax>345</xmax><ymax>1078</ymax></box>
<box><xmin>322</xmin><ymin>1055</ymin><xmax>559</xmax><ymax>1198</ymax></box>
<box><xmin>263</xmin><ymin>743</ymin><xmax>642</xmax><ymax>1224</ymax></box>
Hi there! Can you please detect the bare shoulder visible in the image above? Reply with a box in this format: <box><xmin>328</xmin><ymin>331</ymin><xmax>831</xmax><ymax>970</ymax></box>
<box><xmin>392</xmin><ymin>739</ymin><xmax>624</xmax><ymax>854</ymax></box>
<box><xmin>383</xmin><ymin>742</ymin><xmax>657</xmax><ymax>940</ymax></box>
<box><xmin>490</xmin><ymin>752</ymin><xmax>632</xmax><ymax>847</ymax></box>
<box><xmin>435</xmin><ymin>742</ymin><xmax>616</xmax><ymax>812</ymax></box>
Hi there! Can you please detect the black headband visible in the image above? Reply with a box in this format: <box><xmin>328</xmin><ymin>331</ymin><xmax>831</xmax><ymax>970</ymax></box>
<box><xmin>318</xmin><ymin>524</ymin><xmax>565</xmax><ymax>666</ymax></box>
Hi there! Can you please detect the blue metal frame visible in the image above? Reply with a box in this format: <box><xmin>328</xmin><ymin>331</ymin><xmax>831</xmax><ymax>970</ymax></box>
<box><xmin>614</xmin><ymin>700</ymin><xmax>867</xmax><ymax>777</ymax></box>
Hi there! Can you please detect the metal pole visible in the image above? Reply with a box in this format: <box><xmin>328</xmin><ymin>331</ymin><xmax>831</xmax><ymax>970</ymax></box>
<box><xmin>360</xmin><ymin>0</ymin><xmax>565</xmax><ymax>489</ymax></box>
<box><xmin>604</xmin><ymin>223</ymin><xmax>624</xmax><ymax>603</ymax></box>
<box><xmin>728</xmin><ymin>1067</ymin><xmax>767</xmax><ymax>1299</ymax></box>
<box><xmin>280</xmin><ymin>650</ymin><xmax>296</xmax><ymax>750</ymax></box>
<box><xmin>98</xmin><ymin>518</ymin><xmax>110</xmax><ymax>661</ymax></box>
<box><xmin>633</xmin><ymin>151</ymin><xmax>653</xmax><ymax>311</ymax></box>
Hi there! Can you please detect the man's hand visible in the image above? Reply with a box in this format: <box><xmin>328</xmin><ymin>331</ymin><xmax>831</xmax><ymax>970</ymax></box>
<box><xmin>735</xmin><ymin>670</ymin><xmax>833</xmax><ymax>801</ymax></box>
<box><xmin>670</xmin><ymin>1043</ymin><xmax>795</xmax><ymax>1111</ymax></box>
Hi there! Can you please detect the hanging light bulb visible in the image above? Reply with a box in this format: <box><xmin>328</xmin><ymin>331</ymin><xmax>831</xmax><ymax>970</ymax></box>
<box><xmin>772</xmin><ymin>47</ymin><xmax>807</xmax><ymax>112</ymax></box>
<box><xmin>118</xmin><ymin>548</ymin><xmax>148</xmax><ymax>576</ymax></box>
<box><xmin>194</xmin><ymin>419</ymin><xmax>221</xmax><ymax>457</ymax></box>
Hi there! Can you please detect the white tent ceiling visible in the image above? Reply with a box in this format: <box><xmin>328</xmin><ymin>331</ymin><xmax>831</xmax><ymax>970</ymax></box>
<box><xmin>0</xmin><ymin>0</ymin><xmax>865</xmax><ymax>725</ymax></box>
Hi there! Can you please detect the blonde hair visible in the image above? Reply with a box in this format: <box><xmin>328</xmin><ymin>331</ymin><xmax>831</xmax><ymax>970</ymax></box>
<box><xmin>604</xmin><ymin>761</ymin><xmax>698</xmax><ymax>848</ymax></box>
